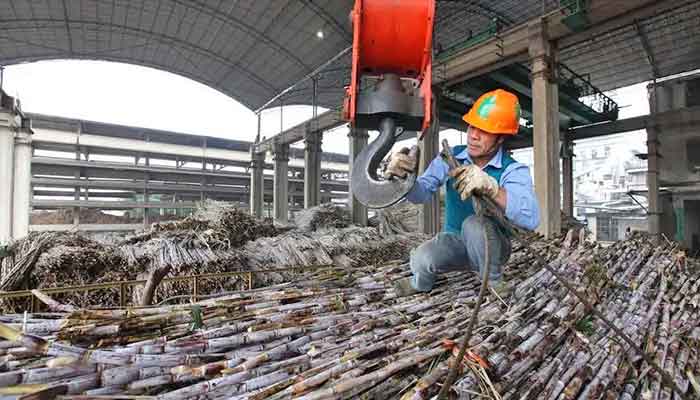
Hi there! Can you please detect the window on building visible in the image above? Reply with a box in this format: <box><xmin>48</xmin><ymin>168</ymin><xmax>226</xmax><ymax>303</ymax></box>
<box><xmin>687</xmin><ymin>77</ymin><xmax>700</xmax><ymax>107</ymax></box>
<box><xmin>688</xmin><ymin>138</ymin><xmax>700</xmax><ymax>170</ymax></box>
<box><xmin>596</xmin><ymin>214</ymin><xmax>618</xmax><ymax>241</ymax></box>
<box><xmin>604</xmin><ymin>146</ymin><xmax>611</xmax><ymax>157</ymax></box>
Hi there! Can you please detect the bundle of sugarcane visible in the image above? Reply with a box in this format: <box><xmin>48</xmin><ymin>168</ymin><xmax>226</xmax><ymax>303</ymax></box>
<box><xmin>193</xmin><ymin>201</ymin><xmax>278</xmax><ymax>248</ymax></box>
<box><xmin>5</xmin><ymin>231</ymin><xmax>694</xmax><ymax>399</ymax></box>
<box><xmin>1</xmin><ymin>232</ymin><xmax>105</xmax><ymax>289</ymax></box>
<box><xmin>242</xmin><ymin>226</ymin><xmax>428</xmax><ymax>279</ymax></box>
<box><xmin>123</xmin><ymin>209</ymin><xmax>427</xmax><ymax>306</ymax></box>
<box><xmin>126</xmin><ymin>234</ymin><xmax>236</xmax><ymax>270</ymax></box>
<box><xmin>0</xmin><ymin>233</ymin><xmax>137</xmax><ymax>312</ymax></box>
<box><xmin>123</xmin><ymin>201</ymin><xmax>278</xmax><ymax>249</ymax></box>
<box><xmin>139</xmin><ymin>248</ymin><xmax>249</xmax><ymax>306</ymax></box>
<box><xmin>293</xmin><ymin>203</ymin><xmax>351</xmax><ymax>232</ymax></box>
<box><xmin>369</xmin><ymin>201</ymin><xmax>422</xmax><ymax>234</ymax></box>
<box><xmin>0</xmin><ymin>232</ymin><xmax>60</xmax><ymax>291</ymax></box>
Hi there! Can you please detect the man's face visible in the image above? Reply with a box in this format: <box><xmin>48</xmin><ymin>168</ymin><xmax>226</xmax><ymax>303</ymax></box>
<box><xmin>467</xmin><ymin>126</ymin><xmax>503</xmax><ymax>159</ymax></box>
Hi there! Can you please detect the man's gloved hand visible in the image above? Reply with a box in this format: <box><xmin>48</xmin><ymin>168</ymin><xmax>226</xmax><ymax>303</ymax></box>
<box><xmin>383</xmin><ymin>147</ymin><xmax>417</xmax><ymax>179</ymax></box>
<box><xmin>449</xmin><ymin>164</ymin><xmax>500</xmax><ymax>200</ymax></box>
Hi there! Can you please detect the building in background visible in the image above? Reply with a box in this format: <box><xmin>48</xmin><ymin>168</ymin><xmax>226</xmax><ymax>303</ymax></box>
<box><xmin>647</xmin><ymin>72</ymin><xmax>700</xmax><ymax>255</ymax></box>
<box><xmin>512</xmin><ymin>71</ymin><xmax>700</xmax><ymax>252</ymax></box>
<box><xmin>511</xmin><ymin>130</ymin><xmax>649</xmax><ymax>242</ymax></box>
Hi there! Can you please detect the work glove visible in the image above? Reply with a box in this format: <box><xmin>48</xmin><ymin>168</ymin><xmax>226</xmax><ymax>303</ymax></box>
<box><xmin>383</xmin><ymin>147</ymin><xmax>417</xmax><ymax>179</ymax></box>
<box><xmin>449</xmin><ymin>164</ymin><xmax>500</xmax><ymax>201</ymax></box>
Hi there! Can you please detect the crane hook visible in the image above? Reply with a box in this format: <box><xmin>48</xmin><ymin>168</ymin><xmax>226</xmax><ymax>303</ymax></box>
<box><xmin>350</xmin><ymin>117</ymin><xmax>420</xmax><ymax>209</ymax></box>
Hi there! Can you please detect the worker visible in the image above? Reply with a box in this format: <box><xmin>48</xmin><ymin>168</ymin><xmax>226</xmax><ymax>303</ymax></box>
<box><xmin>385</xmin><ymin>89</ymin><xmax>540</xmax><ymax>297</ymax></box>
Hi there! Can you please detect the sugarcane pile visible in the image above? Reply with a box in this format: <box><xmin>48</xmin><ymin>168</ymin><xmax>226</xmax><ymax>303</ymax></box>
<box><xmin>0</xmin><ymin>232</ymin><xmax>129</xmax><ymax>292</ymax></box>
<box><xmin>0</xmin><ymin>232</ymin><xmax>72</xmax><ymax>291</ymax></box>
<box><xmin>0</xmin><ymin>203</ymin><xmax>281</xmax><ymax>311</ymax></box>
<box><xmin>118</xmin><ymin>202</ymin><xmax>281</xmax><ymax>305</ymax></box>
<box><xmin>0</xmin><ymin>232</ymin><xmax>136</xmax><ymax>310</ymax></box>
<box><xmin>293</xmin><ymin>203</ymin><xmax>351</xmax><ymax>232</ymax></box>
<box><xmin>243</xmin><ymin>226</ymin><xmax>428</xmax><ymax>282</ymax></box>
<box><xmin>1</xmin><ymin>232</ymin><xmax>697</xmax><ymax>399</ymax></box>
<box><xmin>0</xmin><ymin>202</ymin><xmax>427</xmax><ymax>311</ymax></box>
<box><xmin>123</xmin><ymin>201</ymin><xmax>279</xmax><ymax>249</ymax></box>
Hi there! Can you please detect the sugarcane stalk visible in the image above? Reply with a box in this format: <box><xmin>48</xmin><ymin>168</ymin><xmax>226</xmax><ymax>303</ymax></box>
<box><xmin>30</xmin><ymin>290</ymin><xmax>77</xmax><ymax>313</ymax></box>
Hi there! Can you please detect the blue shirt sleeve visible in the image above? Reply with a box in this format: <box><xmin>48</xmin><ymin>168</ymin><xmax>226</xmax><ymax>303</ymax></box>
<box><xmin>405</xmin><ymin>156</ymin><xmax>450</xmax><ymax>204</ymax></box>
<box><xmin>405</xmin><ymin>156</ymin><xmax>540</xmax><ymax>231</ymax></box>
<box><xmin>500</xmin><ymin>163</ymin><xmax>540</xmax><ymax>231</ymax></box>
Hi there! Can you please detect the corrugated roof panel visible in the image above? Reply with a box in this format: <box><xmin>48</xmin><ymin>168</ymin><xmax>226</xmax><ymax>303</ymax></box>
<box><xmin>1</xmin><ymin>0</ymin><xmax>699</xmax><ymax>111</ymax></box>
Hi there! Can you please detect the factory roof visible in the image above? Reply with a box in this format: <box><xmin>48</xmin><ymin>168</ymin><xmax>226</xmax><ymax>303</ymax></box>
<box><xmin>1</xmin><ymin>1</ymin><xmax>699</xmax><ymax>111</ymax></box>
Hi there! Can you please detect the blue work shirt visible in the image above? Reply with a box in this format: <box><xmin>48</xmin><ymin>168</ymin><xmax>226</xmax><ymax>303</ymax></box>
<box><xmin>405</xmin><ymin>146</ymin><xmax>540</xmax><ymax>231</ymax></box>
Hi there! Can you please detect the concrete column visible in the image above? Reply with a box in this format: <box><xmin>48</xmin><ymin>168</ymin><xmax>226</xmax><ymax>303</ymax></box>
<box><xmin>74</xmin><ymin>125</ymin><xmax>82</xmax><ymax>227</ymax></box>
<box><xmin>12</xmin><ymin>119</ymin><xmax>32</xmax><ymax>239</ymax></box>
<box><xmin>143</xmin><ymin>155</ymin><xmax>150</xmax><ymax>226</ymax></box>
<box><xmin>348</xmin><ymin>127</ymin><xmax>369</xmax><ymax>226</ymax></box>
<box><xmin>249</xmin><ymin>149</ymin><xmax>265</xmax><ymax>217</ymax></box>
<box><xmin>304</xmin><ymin>130</ymin><xmax>323</xmax><ymax>208</ymax></box>
<box><xmin>420</xmin><ymin>122</ymin><xmax>441</xmax><ymax>235</ymax></box>
<box><xmin>529</xmin><ymin>20</ymin><xmax>561</xmax><ymax>238</ymax></box>
<box><xmin>73</xmin><ymin>162</ymin><xmax>81</xmax><ymax>227</ymax></box>
<box><xmin>272</xmin><ymin>143</ymin><xmax>290</xmax><ymax>223</ymax></box>
<box><xmin>84</xmin><ymin>151</ymin><xmax>90</xmax><ymax>204</ymax></box>
<box><xmin>561</xmin><ymin>133</ymin><xmax>574</xmax><ymax>218</ymax></box>
<box><xmin>200</xmin><ymin>176</ymin><xmax>205</xmax><ymax>203</ymax></box>
<box><xmin>0</xmin><ymin>97</ymin><xmax>18</xmax><ymax>242</ymax></box>
<box><xmin>647</xmin><ymin>127</ymin><xmax>661</xmax><ymax>236</ymax></box>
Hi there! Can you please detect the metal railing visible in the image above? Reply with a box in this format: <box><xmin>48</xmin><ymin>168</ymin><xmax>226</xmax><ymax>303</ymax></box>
<box><xmin>0</xmin><ymin>265</ymin><xmax>336</xmax><ymax>312</ymax></box>
<box><xmin>558</xmin><ymin>62</ymin><xmax>619</xmax><ymax>120</ymax></box>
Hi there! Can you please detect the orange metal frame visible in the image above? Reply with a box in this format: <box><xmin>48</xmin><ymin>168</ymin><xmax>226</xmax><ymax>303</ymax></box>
<box><xmin>344</xmin><ymin>0</ymin><xmax>435</xmax><ymax>135</ymax></box>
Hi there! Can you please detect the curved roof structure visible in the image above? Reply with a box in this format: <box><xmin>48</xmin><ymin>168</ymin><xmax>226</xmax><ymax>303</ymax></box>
<box><xmin>1</xmin><ymin>0</ymin><xmax>699</xmax><ymax>111</ymax></box>
<box><xmin>0</xmin><ymin>0</ymin><xmax>354</xmax><ymax>110</ymax></box>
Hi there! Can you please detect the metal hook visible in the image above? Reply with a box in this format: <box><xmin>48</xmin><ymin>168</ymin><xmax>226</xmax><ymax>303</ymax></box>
<box><xmin>350</xmin><ymin>117</ymin><xmax>420</xmax><ymax>209</ymax></box>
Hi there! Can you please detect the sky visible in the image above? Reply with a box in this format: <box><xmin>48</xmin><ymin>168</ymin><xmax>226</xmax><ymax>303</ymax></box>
<box><xmin>2</xmin><ymin>60</ymin><xmax>356</xmax><ymax>153</ymax></box>
<box><xmin>2</xmin><ymin>59</ymin><xmax>651</xmax><ymax>156</ymax></box>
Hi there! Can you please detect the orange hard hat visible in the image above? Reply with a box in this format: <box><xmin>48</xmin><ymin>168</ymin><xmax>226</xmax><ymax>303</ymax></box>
<box><xmin>462</xmin><ymin>89</ymin><xmax>521</xmax><ymax>135</ymax></box>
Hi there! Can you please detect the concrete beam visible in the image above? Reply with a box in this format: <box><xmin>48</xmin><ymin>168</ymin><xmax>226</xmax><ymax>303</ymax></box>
<box><xmin>31</xmin><ymin>200</ymin><xmax>199</xmax><ymax>209</ymax></box>
<box><xmin>254</xmin><ymin>109</ymin><xmax>344</xmax><ymax>154</ymax></box>
<box><xmin>33</xmin><ymin>139</ymin><xmax>348</xmax><ymax>175</ymax></box>
<box><xmin>558</xmin><ymin>0</ymin><xmax>688</xmax><ymax>49</ymax></box>
<box><xmin>348</xmin><ymin>128</ymin><xmax>369</xmax><ymax>226</ymax></box>
<box><xmin>31</xmin><ymin>157</ymin><xmax>349</xmax><ymax>191</ymax></box>
<box><xmin>437</xmin><ymin>0</ymin><xmax>668</xmax><ymax>85</ymax></box>
<box><xmin>304</xmin><ymin>131</ymin><xmax>322</xmax><ymax>208</ymax></box>
<box><xmin>31</xmin><ymin>127</ymin><xmax>349</xmax><ymax>173</ymax></box>
<box><xmin>569</xmin><ymin>104</ymin><xmax>700</xmax><ymax>139</ymax></box>
<box><xmin>30</xmin><ymin>223</ymin><xmax>143</xmax><ymax>232</ymax></box>
<box><xmin>530</xmin><ymin>21</ymin><xmax>561</xmax><ymax>238</ymax></box>
<box><xmin>33</xmin><ymin>189</ymin><xmax>135</xmax><ymax>198</ymax></box>
<box><xmin>12</xmin><ymin>121</ymin><xmax>32</xmax><ymax>239</ymax></box>
<box><xmin>272</xmin><ymin>144</ymin><xmax>290</xmax><ymax>223</ymax></box>
<box><xmin>30</xmin><ymin>177</ymin><xmax>345</xmax><ymax>199</ymax></box>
